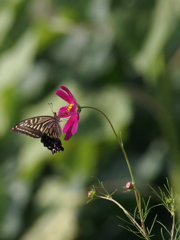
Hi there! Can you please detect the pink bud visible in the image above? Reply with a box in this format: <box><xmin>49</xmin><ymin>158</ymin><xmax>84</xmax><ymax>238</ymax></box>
<box><xmin>125</xmin><ymin>182</ymin><xmax>133</xmax><ymax>189</ymax></box>
<box><xmin>88</xmin><ymin>189</ymin><xmax>96</xmax><ymax>198</ymax></box>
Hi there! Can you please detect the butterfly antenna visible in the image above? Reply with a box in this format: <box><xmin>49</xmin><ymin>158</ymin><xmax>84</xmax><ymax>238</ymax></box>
<box><xmin>48</xmin><ymin>103</ymin><xmax>56</xmax><ymax>114</ymax></box>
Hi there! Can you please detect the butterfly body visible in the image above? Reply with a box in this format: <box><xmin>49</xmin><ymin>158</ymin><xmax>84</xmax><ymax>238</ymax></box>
<box><xmin>10</xmin><ymin>113</ymin><xmax>64</xmax><ymax>154</ymax></box>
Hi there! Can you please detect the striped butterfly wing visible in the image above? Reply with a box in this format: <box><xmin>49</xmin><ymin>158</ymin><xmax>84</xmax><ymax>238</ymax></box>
<box><xmin>10</xmin><ymin>113</ymin><xmax>64</xmax><ymax>154</ymax></box>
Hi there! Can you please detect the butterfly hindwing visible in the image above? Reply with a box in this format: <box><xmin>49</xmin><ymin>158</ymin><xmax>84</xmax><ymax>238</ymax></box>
<box><xmin>10</xmin><ymin>113</ymin><xmax>64</xmax><ymax>154</ymax></box>
<box><xmin>41</xmin><ymin>134</ymin><xmax>64</xmax><ymax>155</ymax></box>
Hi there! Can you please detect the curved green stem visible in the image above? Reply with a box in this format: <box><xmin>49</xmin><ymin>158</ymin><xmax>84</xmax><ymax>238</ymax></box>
<box><xmin>99</xmin><ymin>196</ymin><xmax>144</xmax><ymax>235</ymax></box>
<box><xmin>81</xmin><ymin>106</ymin><xmax>151</xmax><ymax>240</ymax></box>
<box><xmin>81</xmin><ymin>106</ymin><xmax>134</xmax><ymax>183</ymax></box>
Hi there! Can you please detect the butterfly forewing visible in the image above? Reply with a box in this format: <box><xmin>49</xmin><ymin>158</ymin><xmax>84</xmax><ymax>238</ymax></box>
<box><xmin>11</xmin><ymin>115</ymin><xmax>62</xmax><ymax>138</ymax></box>
<box><xmin>10</xmin><ymin>113</ymin><xmax>64</xmax><ymax>154</ymax></box>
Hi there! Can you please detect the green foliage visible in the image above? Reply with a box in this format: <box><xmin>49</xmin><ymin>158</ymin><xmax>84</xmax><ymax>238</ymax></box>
<box><xmin>0</xmin><ymin>0</ymin><xmax>180</xmax><ymax>239</ymax></box>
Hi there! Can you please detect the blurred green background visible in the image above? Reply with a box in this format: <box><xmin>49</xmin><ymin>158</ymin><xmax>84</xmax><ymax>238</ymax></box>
<box><xmin>1</xmin><ymin>0</ymin><xmax>180</xmax><ymax>239</ymax></box>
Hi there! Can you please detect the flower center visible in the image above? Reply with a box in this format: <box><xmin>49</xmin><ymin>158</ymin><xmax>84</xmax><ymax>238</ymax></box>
<box><xmin>67</xmin><ymin>104</ymin><xmax>74</xmax><ymax>112</ymax></box>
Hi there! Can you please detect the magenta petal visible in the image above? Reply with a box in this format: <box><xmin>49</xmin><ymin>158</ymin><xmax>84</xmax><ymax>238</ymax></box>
<box><xmin>64</xmin><ymin>128</ymin><xmax>73</xmax><ymax>140</ymax></box>
<box><xmin>63</xmin><ymin>118</ymin><xmax>74</xmax><ymax>140</ymax></box>
<box><xmin>62</xmin><ymin>115</ymin><xmax>79</xmax><ymax>140</ymax></box>
<box><xmin>63</xmin><ymin>117</ymin><xmax>73</xmax><ymax>133</ymax></box>
<box><xmin>56</xmin><ymin>90</ymin><xmax>72</xmax><ymax>103</ymax></box>
<box><xmin>71</xmin><ymin>115</ymin><xmax>79</xmax><ymax>134</ymax></box>
<box><xmin>59</xmin><ymin>106</ymin><xmax>67</xmax><ymax>112</ymax></box>
<box><xmin>57</xmin><ymin>107</ymin><xmax>70</xmax><ymax>118</ymax></box>
<box><xmin>60</xmin><ymin>86</ymin><xmax>75</xmax><ymax>101</ymax></box>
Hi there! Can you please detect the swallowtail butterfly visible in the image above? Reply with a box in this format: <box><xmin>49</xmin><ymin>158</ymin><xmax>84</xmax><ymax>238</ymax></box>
<box><xmin>10</xmin><ymin>113</ymin><xmax>64</xmax><ymax>155</ymax></box>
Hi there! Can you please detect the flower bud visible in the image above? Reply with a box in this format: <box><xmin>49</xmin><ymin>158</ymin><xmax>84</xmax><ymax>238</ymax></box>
<box><xmin>88</xmin><ymin>189</ymin><xmax>96</xmax><ymax>198</ymax></box>
<box><xmin>125</xmin><ymin>182</ymin><xmax>134</xmax><ymax>190</ymax></box>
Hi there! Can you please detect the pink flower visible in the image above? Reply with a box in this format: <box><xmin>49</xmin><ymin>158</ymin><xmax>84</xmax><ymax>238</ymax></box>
<box><xmin>56</xmin><ymin>86</ymin><xmax>80</xmax><ymax>140</ymax></box>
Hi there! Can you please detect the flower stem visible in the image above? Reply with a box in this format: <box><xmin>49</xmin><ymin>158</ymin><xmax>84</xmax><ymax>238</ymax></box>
<box><xmin>98</xmin><ymin>196</ymin><xmax>144</xmax><ymax>235</ymax></box>
<box><xmin>81</xmin><ymin>106</ymin><xmax>134</xmax><ymax>182</ymax></box>
<box><xmin>170</xmin><ymin>213</ymin><xmax>175</xmax><ymax>240</ymax></box>
<box><xmin>81</xmin><ymin>106</ymin><xmax>151</xmax><ymax>240</ymax></box>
